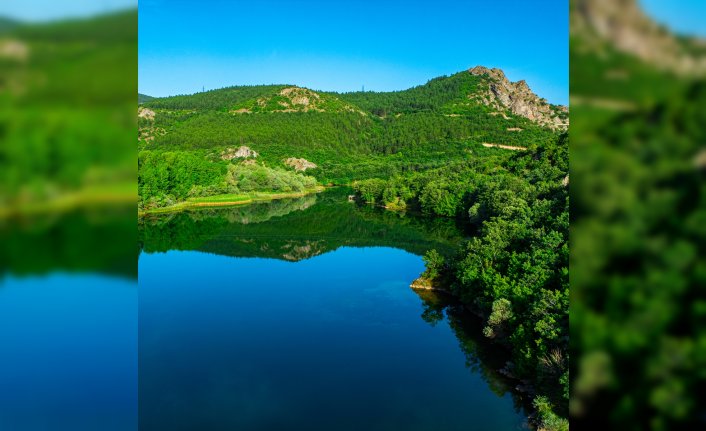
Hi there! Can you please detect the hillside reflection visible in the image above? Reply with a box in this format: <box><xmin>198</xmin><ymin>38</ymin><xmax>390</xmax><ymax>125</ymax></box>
<box><xmin>139</xmin><ymin>188</ymin><xmax>465</xmax><ymax>261</ymax></box>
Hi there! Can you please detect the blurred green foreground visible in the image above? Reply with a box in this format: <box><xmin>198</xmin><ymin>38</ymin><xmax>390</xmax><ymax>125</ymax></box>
<box><xmin>0</xmin><ymin>10</ymin><xmax>136</xmax><ymax>278</ymax></box>
<box><xmin>571</xmin><ymin>0</ymin><xmax>706</xmax><ymax>429</ymax></box>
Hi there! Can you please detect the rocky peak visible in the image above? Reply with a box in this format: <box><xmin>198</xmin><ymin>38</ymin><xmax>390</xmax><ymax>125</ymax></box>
<box><xmin>515</xmin><ymin>80</ymin><xmax>531</xmax><ymax>92</ymax></box>
<box><xmin>469</xmin><ymin>66</ymin><xmax>506</xmax><ymax>82</ymax></box>
<box><xmin>469</xmin><ymin>66</ymin><xmax>568</xmax><ymax>131</ymax></box>
<box><xmin>571</xmin><ymin>0</ymin><xmax>706</xmax><ymax>75</ymax></box>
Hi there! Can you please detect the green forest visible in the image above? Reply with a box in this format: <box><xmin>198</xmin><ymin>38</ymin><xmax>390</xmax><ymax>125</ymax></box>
<box><xmin>137</xmin><ymin>70</ymin><xmax>559</xmax><ymax>211</ymax></box>
<box><xmin>0</xmin><ymin>10</ymin><xmax>136</xmax><ymax>213</ymax></box>
<box><xmin>571</xmin><ymin>34</ymin><xmax>706</xmax><ymax>431</ymax></box>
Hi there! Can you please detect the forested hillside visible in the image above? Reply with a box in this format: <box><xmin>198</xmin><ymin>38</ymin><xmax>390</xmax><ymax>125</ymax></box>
<box><xmin>138</xmin><ymin>93</ymin><xmax>154</xmax><ymax>104</ymax></box>
<box><xmin>0</xmin><ymin>17</ymin><xmax>19</xmax><ymax>33</ymax></box>
<box><xmin>0</xmin><ymin>10</ymin><xmax>136</xmax><ymax>212</ymax></box>
<box><xmin>138</xmin><ymin>68</ymin><xmax>564</xmax><ymax>210</ymax></box>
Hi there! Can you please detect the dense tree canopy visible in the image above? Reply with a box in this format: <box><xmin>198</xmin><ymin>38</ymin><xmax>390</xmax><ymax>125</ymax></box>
<box><xmin>138</xmin><ymin>71</ymin><xmax>559</xmax><ymax>208</ymax></box>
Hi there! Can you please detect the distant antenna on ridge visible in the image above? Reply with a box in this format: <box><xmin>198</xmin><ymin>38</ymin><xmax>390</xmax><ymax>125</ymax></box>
<box><xmin>362</xmin><ymin>85</ymin><xmax>365</xmax><ymax>92</ymax></box>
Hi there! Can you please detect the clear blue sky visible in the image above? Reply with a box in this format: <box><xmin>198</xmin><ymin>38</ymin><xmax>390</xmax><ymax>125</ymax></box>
<box><xmin>3</xmin><ymin>1</ymin><xmax>704</xmax><ymax>105</ymax></box>
<box><xmin>139</xmin><ymin>0</ymin><xmax>570</xmax><ymax>105</ymax></box>
<box><xmin>641</xmin><ymin>0</ymin><xmax>706</xmax><ymax>37</ymax></box>
<box><xmin>0</xmin><ymin>0</ymin><xmax>136</xmax><ymax>22</ymax></box>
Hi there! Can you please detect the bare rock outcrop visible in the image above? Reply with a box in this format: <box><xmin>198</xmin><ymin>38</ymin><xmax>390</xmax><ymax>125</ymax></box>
<box><xmin>469</xmin><ymin>66</ymin><xmax>568</xmax><ymax>131</ymax></box>
<box><xmin>138</xmin><ymin>107</ymin><xmax>166</xmax><ymax>142</ymax></box>
<box><xmin>0</xmin><ymin>38</ymin><xmax>29</xmax><ymax>62</ymax></box>
<box><xmin>221</xmin><ymin>146</ymin><xmax>258</xmax><ymax>161</ymax></box>
<box><xmin>138</xmin><ymin>107</ymin><xmax>155</xmax><ymax>120</ymax></box>
<box><xmin>284</xmin><ymin>157</ymin><xmax>317</xmax><ymax>171</ymax></box>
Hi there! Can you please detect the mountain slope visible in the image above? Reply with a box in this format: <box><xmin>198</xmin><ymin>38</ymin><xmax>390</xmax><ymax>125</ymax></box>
<box><xmin>143</xmin><ymin>67</ymin><xmax>568</xmax><ymax>128</ymax></box>
<box><xmin>138</xmin><ymin>67</ymin><xmax>564</xmax><ymax>206</ymax></box>
<box><xmin>144</xmin><ymin>84</ymin><xmax>367</xmax><ymax>113</ymax></box>
<box><xmin>0</xmin><ymin>17</ymin><xmax>19</xmax><ymax>34</ymax></box>
<box><xmin>334</xmin><ymin>71</ymin><xmax>483</xmax><ymax>115</ymax></box>
<box><xmin>571</xmin><ymin>0</ymin><xmax>706</xmax><ymax>76</ymax></box>
<box><xmin>1</xmin><ymin>10</ymin><xmax>136</xmax><ymax>209</ymax></box>
<box><xmin>138</xmin><ymin>93</ymin><xmax>155</xmax><ymax>104</ymax></box>
<box><xmin>570</xmin><ymin>0</ymin><xmax>703</xmax><ymax>107</ymax></box>
<box><xmin>336</xmin><ymin>68</ymin><xmax>568</xmax><ymax>130</ymax></box>
<box><xmin>231</xmin><ymin>86</ymin><xmax>365</xmax><ymax>114</ymax></box>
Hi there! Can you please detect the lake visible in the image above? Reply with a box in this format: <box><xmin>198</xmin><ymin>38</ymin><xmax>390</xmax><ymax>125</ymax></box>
<box><xmin>0</xmin><ymin>208</ymin><xmax>138</xmax><ymax>431</ymax></box>
<box><xmin>138</xmin><ymin>188</ymin><xmax>530</xmax><ymax>430</ymax></box>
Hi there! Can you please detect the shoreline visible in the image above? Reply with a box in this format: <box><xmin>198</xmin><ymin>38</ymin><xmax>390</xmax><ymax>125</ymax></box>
<box><xmin>0</xmin><ymin>185</ymin><xmax>135</xmax><ymax>219</ymax></box>
<box><xmin>139</xmin><ymin>186</ymin><xmax>324</xmax><ymax>216</ymax></box>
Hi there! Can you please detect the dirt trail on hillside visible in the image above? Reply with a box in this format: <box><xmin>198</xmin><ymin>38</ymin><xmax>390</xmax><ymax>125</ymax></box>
<box><xmin>482</xmin><ymin>143</ymin><xmax>527</xmax><ymax>151</ymax></box>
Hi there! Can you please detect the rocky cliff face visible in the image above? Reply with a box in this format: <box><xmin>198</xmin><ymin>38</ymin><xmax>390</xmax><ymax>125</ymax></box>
<box><xmin>469</xmin><ymin>66</ymin><xmax>568</xmax><ymax>131</ymax></box>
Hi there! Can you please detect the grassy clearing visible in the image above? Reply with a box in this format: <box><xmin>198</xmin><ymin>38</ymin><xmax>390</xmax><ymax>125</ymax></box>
<box><xmin>0</xmin><ymin>182</ymin><xmax>136</xmax><ymax>218</ymax></box>
<box><xmin>188</xmin><ymin>194</ymin><xmax>252</xmax><ymax>203</ymax></box>
<box><xmin>139</xmin><ymin>187</ymin><xmax>324</xmax><ymax>215</ymax></box>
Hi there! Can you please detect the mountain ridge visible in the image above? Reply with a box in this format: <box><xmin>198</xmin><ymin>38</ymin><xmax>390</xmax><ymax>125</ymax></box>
<box><xmin>142</xmin><ymin>67</ymin><xmax>567</xmax><ymax>130</ymax></box>
<box><xmin>138</xmin><ymin>93</ymin><xmax>155</xmax><ymax>104</ymax></box>
<box><xmin>0</xmin><ymin>16</ymin><xmax>20</xmax><ymax>34</ymax></box>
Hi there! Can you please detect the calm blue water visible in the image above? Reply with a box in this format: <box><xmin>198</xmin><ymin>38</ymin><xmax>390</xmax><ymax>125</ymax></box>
<box><xmin>0</xmin><ymin>273</ymin><xmax>137</xmax><ymax>431</ymax></box>
<box><xmin>139</xmin><ymin>246</ymin><xmax>526</xmax><ymax>430</ymax></box>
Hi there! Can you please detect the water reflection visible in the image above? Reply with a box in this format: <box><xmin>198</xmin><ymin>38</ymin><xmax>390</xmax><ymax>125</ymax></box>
<box><xmin>139</xmin><ymin>188</ymin><xmax>464</xmax><ymax>261</ymax></box>
<box><xmin>139</xmin><ymin>189</ymin><xmax>531</xmax><ymax>430</ymax></box>
<box><xmin>0</xmin><ymin>206</ymin><xmax>137</xmax><ymax>431</ymax></box>
<box><xmin>1</xmin><ymin>207</ymin><xmax>137</xmax><ymax>279</ymax></box>
<box><xmin>415</xmin><ymin>289</ymin><xmax>534</xmax><ymax>418</ymax></box>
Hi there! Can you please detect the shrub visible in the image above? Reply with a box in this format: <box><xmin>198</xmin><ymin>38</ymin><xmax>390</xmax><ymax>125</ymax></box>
<box><xmin>533</xmin><ymin>396</ymin><xmax>569</xmax><ymax>431</ymax></box>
